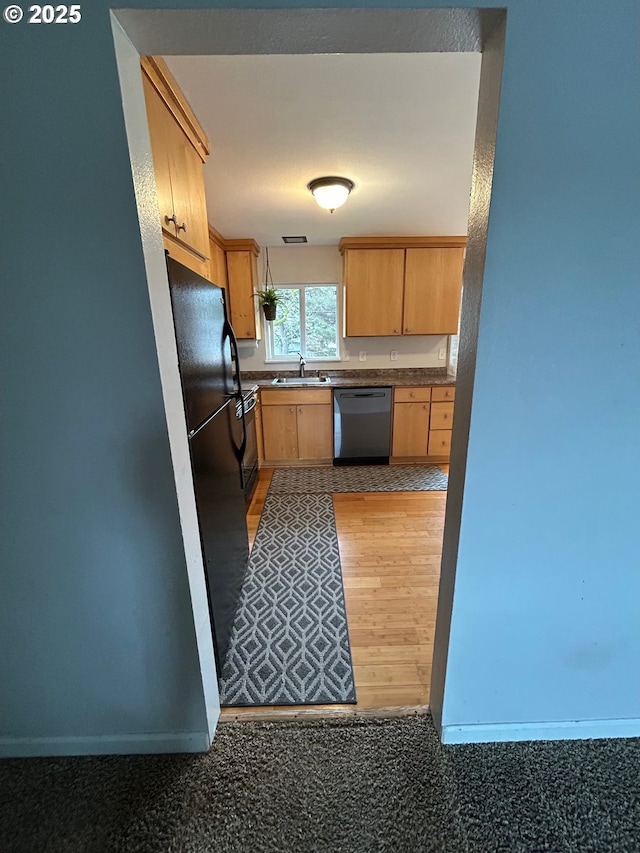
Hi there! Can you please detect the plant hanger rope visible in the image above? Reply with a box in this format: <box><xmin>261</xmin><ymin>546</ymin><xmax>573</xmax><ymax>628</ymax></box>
<box><xmin>264</xmin><ymin>246</ymin><xmax>274</xmax><ymax>289</ymax></box>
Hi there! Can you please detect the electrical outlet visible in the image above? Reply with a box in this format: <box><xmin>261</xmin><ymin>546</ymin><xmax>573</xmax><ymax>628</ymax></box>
<box><xmin>343</xmin><ymin>352</ymin><xmax>350</xmax><ymax>361</ymax></box>
<box><xmin>390</xmin><ymin>350</ymin><xmax>398</xmax><ymax>361</ymax></box>
<box><xmin>358</xmin><ymin>351</ymin><xmax>367</xmax><ymax>362</ymax></box>
<box><xmin>438</xmin><ymin>347</ymin><xmax>447</xmax><ymax>360</ymax></box>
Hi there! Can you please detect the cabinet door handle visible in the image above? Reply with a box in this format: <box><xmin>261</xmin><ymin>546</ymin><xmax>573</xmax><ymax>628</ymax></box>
<box><xmin>405</xmin><ymin>327</ymin><xmax>411</xmax><ymax>333</ymax></box>
<box><xmin>165</xmin><ymin>214</ymin><xmax>177</xmax><ymax>227</ymax></box>
<box><xmin>177</xmin><ymin>222</ymin><xmax>188</xmax><ymax>233</ymax></box>
<box><xmin>393</xmin><ymin>328</ymin><xmax>400</xmax><ymax>333</ymax></box>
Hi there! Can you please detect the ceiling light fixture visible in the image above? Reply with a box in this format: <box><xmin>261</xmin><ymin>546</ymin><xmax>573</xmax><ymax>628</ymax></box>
<box><xmin>307</xmin><ymin>176</ymin><xmax>354</xmax><ymax>213</ymax></box>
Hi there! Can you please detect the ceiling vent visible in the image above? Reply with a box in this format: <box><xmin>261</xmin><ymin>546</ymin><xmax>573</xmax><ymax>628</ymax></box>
<box><xmin>282</xmin><ymin>235</ymin><xmax>308</xmax><ymax>244</ymax></box>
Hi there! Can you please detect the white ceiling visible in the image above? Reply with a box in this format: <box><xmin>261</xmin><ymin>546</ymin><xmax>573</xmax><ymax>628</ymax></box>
<box><xmin>164</xmin><ymin>53</ymin><xmax>482</xmax><ymax>248</ymax></box>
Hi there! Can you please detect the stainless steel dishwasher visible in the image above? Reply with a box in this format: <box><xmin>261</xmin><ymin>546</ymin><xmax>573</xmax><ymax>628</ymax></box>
<box><xmin>333</xmin><ymin>387</ymin><xmax>392</xmax><ymax>465</ymax></box>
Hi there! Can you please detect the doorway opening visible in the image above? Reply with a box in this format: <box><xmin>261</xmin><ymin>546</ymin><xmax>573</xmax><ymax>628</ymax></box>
<box><xmin>111</xmin><ymin>7</ymin><xmax>505</xmax><ymax>742</ymax></box>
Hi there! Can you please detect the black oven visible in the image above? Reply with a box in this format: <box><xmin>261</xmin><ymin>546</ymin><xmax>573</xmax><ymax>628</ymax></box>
<box><xmin>237</xmin><ymin>387</ymin><xmax>259</xmax><ymax>505</ymax></box>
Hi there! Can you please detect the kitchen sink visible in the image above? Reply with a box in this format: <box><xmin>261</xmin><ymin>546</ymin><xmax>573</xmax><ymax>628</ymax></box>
<box><xmin>271</xmin><ymin>377</ymin><xmax>331</xmax><ymax>385</ymax></box>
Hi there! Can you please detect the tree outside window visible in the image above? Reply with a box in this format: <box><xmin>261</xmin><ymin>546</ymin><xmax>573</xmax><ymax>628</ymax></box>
<box><xmin>267</xmin><ymin>284</ymin><xmax>339</xmax><ymax>360</ymax></box>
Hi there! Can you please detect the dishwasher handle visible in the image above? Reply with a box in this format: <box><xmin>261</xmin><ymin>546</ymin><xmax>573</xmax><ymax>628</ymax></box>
<box><xmin>337</xmin><ymin>391</ymin><xmax>387</xmax><ymax>398</ymax></box>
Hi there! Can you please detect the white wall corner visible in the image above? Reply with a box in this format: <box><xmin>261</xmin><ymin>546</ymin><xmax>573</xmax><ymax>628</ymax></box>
<box><xmin>110</xmin><ymin>15</ymin><xmax>220</xmax><ymax>743</ymax></box>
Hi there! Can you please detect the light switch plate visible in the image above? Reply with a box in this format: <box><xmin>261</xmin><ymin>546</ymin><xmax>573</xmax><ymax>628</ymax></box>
<box><xmin>438</xmin><ymin>347</ymin><xmax>447</xmax><ymax>360</ymax></box>
<box><xmin>358</xmin><ymin>351</ymin><xmax>367</xmax><ymax>362</ymax></box>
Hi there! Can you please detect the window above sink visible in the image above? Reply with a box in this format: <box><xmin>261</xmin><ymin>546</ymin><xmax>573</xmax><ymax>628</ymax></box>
<box><xmin>265</xmin><ymin>283</ymin><xmax>340</xmax><ymax>362</ymax></box>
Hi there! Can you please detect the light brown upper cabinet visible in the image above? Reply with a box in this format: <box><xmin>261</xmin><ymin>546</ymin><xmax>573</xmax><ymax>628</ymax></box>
<box><xmin>225</xmin><ymin>240</ymin><xmax>262</xmax><ymax>341</ymax></box>
<box><xmin>403</xmin><ymin>248</ymin><xmax>465</xmax><ymax>335</ymax></box>
<box><xmin>342</xmin><ymin>248</ymin><xmax>406</xmax><ymax>336</ymax></box>
<box><xmin>141</xmin><ymin>57</ymin><xmax>211</xmax><ymax>278</ymax></box>
<box><xmin>340</xmin><ymin>237</ymin><xmax>466</xmax><ymax>337</ymax></box>
<box><xmin>208</xmin><ymin>225</ymin><xmax>228</xmax><ymax>291</ymax></box>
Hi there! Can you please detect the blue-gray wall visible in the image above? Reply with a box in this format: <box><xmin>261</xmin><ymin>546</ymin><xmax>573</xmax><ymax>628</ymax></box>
<box><xmin>440</xmin><ymin>1</ymin><xmax>640</xmax><ymax>740</ymax></box>
<box><xmin>0</xmin><ymin>9</ymin><xmax>212</xmax><ymax>753</ymax></box>
<box><xmin>1</xmin><ymin>0</ymin><xmax>638</xmax><ymax>752</ymax></box>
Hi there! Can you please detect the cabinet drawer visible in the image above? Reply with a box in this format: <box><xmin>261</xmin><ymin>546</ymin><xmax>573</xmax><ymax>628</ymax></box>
<box><xmin>261</xmin><ymin>388</ymin><xmax>332</xmax><ymax>406</ymax></box>
<box><xmin>430</xmin><ymin>402</ymin><xmax>454</xmax><ymax>430</ymax></box>
<box><xmin>394</xmin><ymin>386</ymin><xmax>431</xmax><ymax>403</ymax></box>
<box><xmin>428</xmin><ymin>430</ymin><xmax>452</xmax><ymax>457</ymax></box>
<box><xmin>431</xmin><ymin>386</ymin><xmax>455</xmax><ymax>402</ymax></box>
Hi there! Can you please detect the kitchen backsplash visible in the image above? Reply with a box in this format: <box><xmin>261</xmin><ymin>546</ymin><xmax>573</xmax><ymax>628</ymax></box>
<box><xmin>237</xmin><ymin>333</ymin><xmax>450</xmax><ymax>372</ymax></box>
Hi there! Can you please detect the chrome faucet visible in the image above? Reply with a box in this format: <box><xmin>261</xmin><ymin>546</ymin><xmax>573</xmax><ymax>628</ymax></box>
<box><xmin>297</xmin><ymin>352</ymin><xmax>306</xmax><ymax>378</ymax></box>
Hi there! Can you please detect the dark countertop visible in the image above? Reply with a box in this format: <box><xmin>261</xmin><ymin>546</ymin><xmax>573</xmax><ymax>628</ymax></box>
<box><xmin>244</xmin><ymin>368</ymin><xmax>456</xmax><ymax>390</ymax></box>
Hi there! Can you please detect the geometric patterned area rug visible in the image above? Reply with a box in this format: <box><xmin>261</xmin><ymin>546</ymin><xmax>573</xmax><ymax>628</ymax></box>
<box><xmin>219</xmin><ymin>464</ymin><xmax>447</xmax><ymax>707</ymax></box>
<box><xmin>269</xmin><ymin>464</ymin><xmax>448</xmax><ymax>494</ymax></box>
<box><xmin>219</xmin><ymin>493</ymin><xmax>357</xmax><ymax>707</ymax></box>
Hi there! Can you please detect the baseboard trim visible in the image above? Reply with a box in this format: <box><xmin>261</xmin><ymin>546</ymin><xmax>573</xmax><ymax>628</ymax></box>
<box><xmin>0</xmin><ymin>730</ymin><xmax>212</xmax><ymax>758</ymax></box>
<box><xmin>441</xmin><ymin>717</ymin><xmax>640</xmax><ymax>744</ymax></box>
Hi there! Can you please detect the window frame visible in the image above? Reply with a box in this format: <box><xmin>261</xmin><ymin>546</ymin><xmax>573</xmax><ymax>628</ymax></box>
<box><xmin>264</xmin><ymin>282</ymin><xmax>342</xmax><ymax>363</ymax></box>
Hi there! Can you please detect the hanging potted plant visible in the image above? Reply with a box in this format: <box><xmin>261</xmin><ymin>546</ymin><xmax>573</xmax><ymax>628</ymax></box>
<box><xmin>254</xmin><ymin>247</ymin><xmax>282</xmax><ymax>321</ymax></box>
<box><xmin>254</xmin><ymin>286</ymin><xmax>283</xmax><ymax>321</ymax></box>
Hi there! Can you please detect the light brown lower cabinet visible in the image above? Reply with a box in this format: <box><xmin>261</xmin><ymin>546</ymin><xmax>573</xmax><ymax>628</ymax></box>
<box><xmin>261</xmin><ymin>389</ymin><xmax>333</xmax><ymax>463</ymax></box>
<box><xmin>431</xmin><ymin>385</ymin><xmax>455</xmax><ymax>403</ymax></box>
<box><xmin>429</xmin><ymin>401</ymin><xmax>454</xmax><ymax>430</ymax></box>
<box><xmin>260</xmin><ymin>385</ymin><xmax>453</xmax><ymax>463</ymax></box>
<box><xmin>392</xmin><ymin>385</ymin><xmax>455</xmax><ymax>461</ymax></box>
<box><xmin>297</xmin><ymin>404</ymin><xmax>333</xmax><ymax>460</ymax></box>
<box><xmin>261</xmin><ymin>404</ymin><xmax>298</xmax><ymax>461</ymax></box>
<box><xmin>391</xmin><ymin>402</ymin><xmax>430</xmax><ymax>457</ymax></box>
<box><xmin>427</xmin><ymin>430</ymin><xmax>452</xmax><ymax>457</ymax></box>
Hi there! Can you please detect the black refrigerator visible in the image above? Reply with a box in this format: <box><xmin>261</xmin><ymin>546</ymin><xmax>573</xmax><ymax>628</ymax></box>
<box><xmin>166</xmin><ymin>257</ymin><xmax>249</xmax><ymax>677</ymax></box>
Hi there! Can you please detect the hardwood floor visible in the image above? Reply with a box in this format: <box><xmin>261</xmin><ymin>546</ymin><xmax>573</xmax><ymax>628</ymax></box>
<box><xmin>245</xmin><ymin>467</ymin><xmax>273</xmax><ymax>551</ymax></box>
<box><xmin>335</xmin><ymin>490</ymin><xmax>445</xmax><ymax>708</ymax></box>
<box><xmin>220</xmin><ymin>466</ymin><xmax>447</xmax><ymax>720</ymax></box>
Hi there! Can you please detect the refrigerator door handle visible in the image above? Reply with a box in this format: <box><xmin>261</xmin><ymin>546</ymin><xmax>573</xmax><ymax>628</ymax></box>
<box><xmin>188</xmin><ymin>398</ymin><xmax>230</xmax><ymax>440</ymax></box>
<box><xmin>236</xmin><ymin>400</ymin><xmax>248</xmax><ymax>471</ymax></box>
<box><xmin>223</xmin><ymin>318</ymin><xmax>244</xmax><ymax>399</ymax></box>
<box><xmin>223</xmin><ymin>319</ymin><xmax>247</xmax><ymax>464</ymax></box>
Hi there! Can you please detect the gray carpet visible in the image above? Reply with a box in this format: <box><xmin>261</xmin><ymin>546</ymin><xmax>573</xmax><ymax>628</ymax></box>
<box><xmin>219</xmin><ymin>494</ymin><xmax>356</xmax><ymax>707</ymax></box>
<box><xmin>1</xmin><ymin>715</ymin><xmax>639</xmax><ymax>853</ymax></box>
<box><xmin>269</xmin><ymin>464</ymin><xmax>448</xmax><ymax>494</ymax></box>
